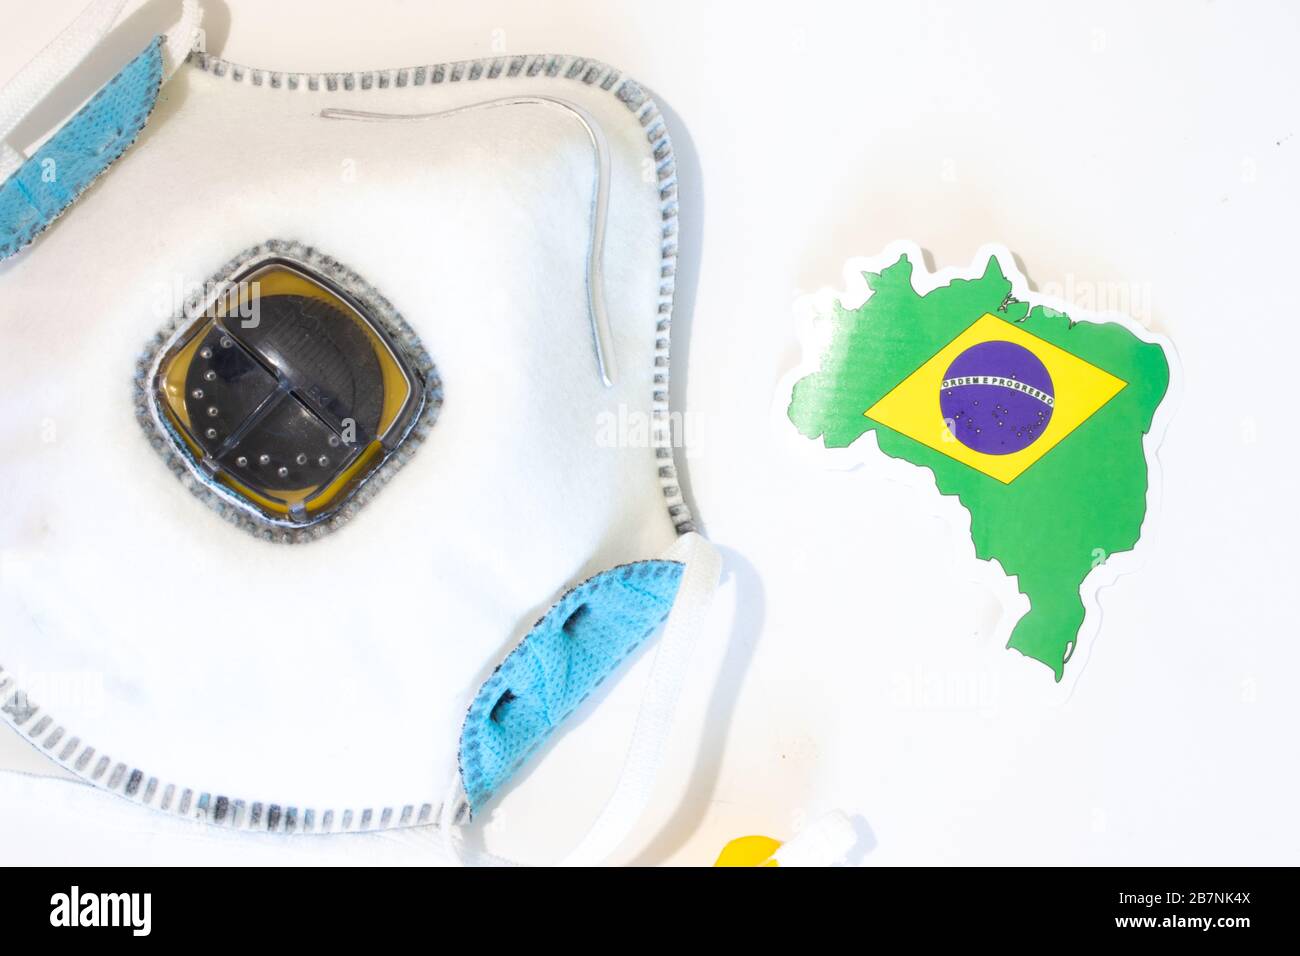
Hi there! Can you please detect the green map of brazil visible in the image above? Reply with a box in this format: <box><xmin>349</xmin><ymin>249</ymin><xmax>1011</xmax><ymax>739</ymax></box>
<box><xmin>788</xmin><ymin>251</ymin><xmax>1172</xmax><ymax>680</ymax></box>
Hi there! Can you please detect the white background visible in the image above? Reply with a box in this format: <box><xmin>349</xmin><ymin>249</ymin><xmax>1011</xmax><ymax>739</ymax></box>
<box><xmin>1</xmin><ymin>0</ymin><xmax>1296</xmax><ymax>865</ymax></box>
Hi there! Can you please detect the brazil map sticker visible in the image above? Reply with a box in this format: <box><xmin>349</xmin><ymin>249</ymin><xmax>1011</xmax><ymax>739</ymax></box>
<box><xmin>783</xmin><ymin>244</ymin><xmax>1178</xmax><ymax>683</ymax></box>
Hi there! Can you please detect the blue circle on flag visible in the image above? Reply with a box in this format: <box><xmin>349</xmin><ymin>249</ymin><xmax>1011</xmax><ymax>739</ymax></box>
<box><xmin>939</xmin><ymin>340</ymin><xmax>1054</xmax><ymax>455</ymax></box>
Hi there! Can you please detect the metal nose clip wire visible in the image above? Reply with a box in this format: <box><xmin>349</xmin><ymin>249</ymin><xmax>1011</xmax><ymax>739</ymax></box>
<box><xmin>319</xmin><ymin>97</ymin><xmax>617</xmax><ymax>388</ymax></box>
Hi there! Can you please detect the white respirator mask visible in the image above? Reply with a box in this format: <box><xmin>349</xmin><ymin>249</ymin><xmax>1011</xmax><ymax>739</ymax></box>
<box><xmin>0</xmin><ymin>0</ymin><xmax>720</xmax><ymax>865</ymax></box>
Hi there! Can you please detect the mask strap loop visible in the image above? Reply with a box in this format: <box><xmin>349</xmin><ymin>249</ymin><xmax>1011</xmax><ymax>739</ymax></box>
<box><xmin>440</xmin><ymin>531</ymin><xmax>723</xmax><ymax>867</ymax></box>
<box><xmin>561</xmin><ymin>531</ymin><xmax>721</xmax><ymax>866</ymax></box>
<box><xmin>0</xmin><ymin>0</ymin><xmax>203</xmax><ymax>181</ymax></box>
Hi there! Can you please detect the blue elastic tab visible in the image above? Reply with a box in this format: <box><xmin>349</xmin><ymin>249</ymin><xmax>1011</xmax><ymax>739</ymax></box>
<box><xmin>458</xmin><ymin>560</ymin><xmax>685</xmax><ymax>813</ymax></box>
<box><xmin>0</xmin><ymin>36</ymin><xmax>164</xmax><ymax>261</ymax></box>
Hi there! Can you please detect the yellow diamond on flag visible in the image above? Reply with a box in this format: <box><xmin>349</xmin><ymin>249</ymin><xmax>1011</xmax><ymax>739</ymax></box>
<box><xmin>864</xmin><ymin>313</ymin><xmax>1127</xmax><ymax>484</ymax></box>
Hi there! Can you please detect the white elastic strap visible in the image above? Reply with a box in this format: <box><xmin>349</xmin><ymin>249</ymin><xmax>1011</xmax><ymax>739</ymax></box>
<box><xmin>440</xmin><ymin>531</ymin><xmax>723</xmax><ymax>866</ymax></box>
<box><xmin>0</xmin><ymin>0</ymin><xmax>202</xmax><ymax>181</ymax></box>
<box><xmin>0</xmin><ymin>0</ymin><xmax>125</xmax><ymax>145</ymax></box>
<box><xmin>561</xmin><ymin>531</ymin><xmax>721</xmax><ymax>865</ymax></box>
<box><xmin>162</xmin><ymin>0</ymin><xmax>203</xmax><ymax>80</ymax></box>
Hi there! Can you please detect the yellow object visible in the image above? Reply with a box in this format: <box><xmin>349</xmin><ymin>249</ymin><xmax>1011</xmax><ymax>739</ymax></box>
<box><xmin>714</xmin><ymin>835</ymin><xmax>783</xmax><ymax>867</ymax></box>
<box><xmin>863</xmin><ymin>313</ymin><xmax>1127</xmax><ymax>484</ymax></box>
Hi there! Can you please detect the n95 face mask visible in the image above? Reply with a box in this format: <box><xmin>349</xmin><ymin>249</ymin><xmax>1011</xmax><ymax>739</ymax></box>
<box><xmin>0</xmin><ymin>0</ymin><xmax>719</xmax><ymax>864</ymax></box>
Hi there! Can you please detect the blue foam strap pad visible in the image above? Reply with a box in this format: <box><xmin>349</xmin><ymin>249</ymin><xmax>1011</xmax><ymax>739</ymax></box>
<box><xmin>458</xmin><ymin>560</ymin><xmax>685</xmax><ymax>813</ymax></box>
<box><xmin>0</xmin><ymin>37</ymin><xmax>163</xmax><ymax>261</ymax></box>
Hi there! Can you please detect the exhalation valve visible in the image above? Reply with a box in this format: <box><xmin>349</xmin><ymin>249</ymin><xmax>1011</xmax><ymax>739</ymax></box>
<box><xmin>147</xmin><ymin>250</ymin><xmax>431</xmax><ymax>535</ymax></box>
